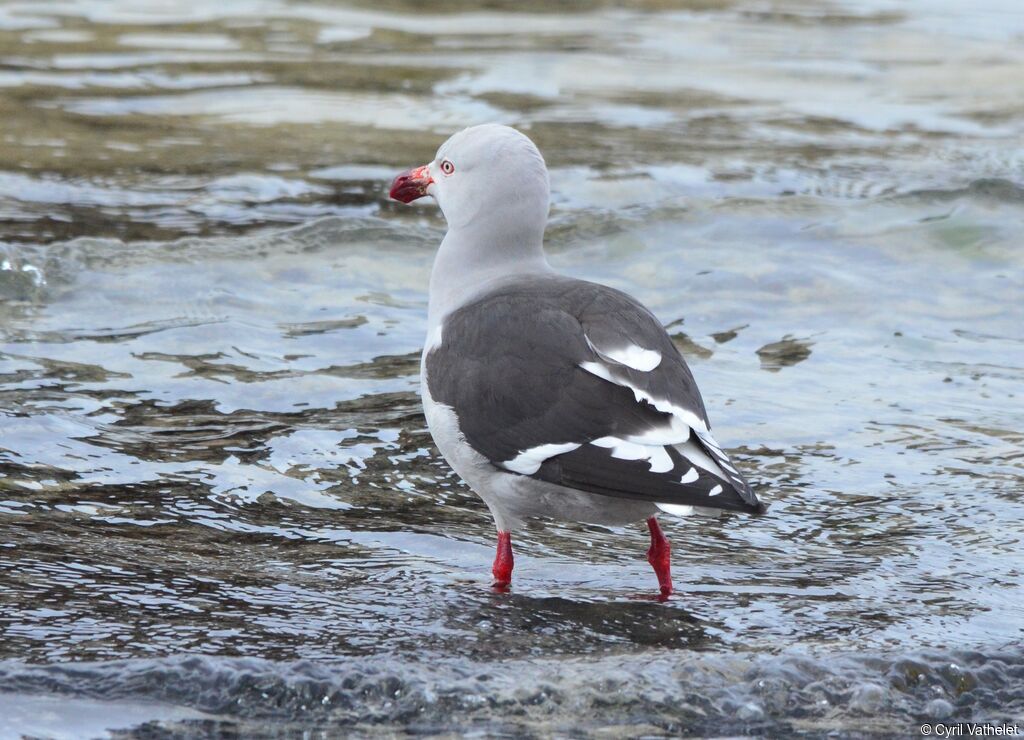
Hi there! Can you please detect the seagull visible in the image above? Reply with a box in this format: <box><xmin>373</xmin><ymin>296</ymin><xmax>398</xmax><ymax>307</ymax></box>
<box><xmin>390</xmin><ymin>124</ymin><xmax>765</xmax><ymax>596</ymax></box>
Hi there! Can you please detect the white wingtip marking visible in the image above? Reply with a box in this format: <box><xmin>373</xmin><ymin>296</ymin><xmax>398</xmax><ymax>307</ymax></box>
<box><xmin>591</xmin><ymin>436</ymin><xmax>647</xmax><ymax>461</ymax></box>
<box><xmin>657</xmin><ymin>503</ymin><xmax>694</xmax><ymax>517</ymax></box>
<box><xmin>647</xmin><ymin>446</ymin><xmax>673</xmax><ymax>473</ymax></box>
<box><xmin>675</xmin><ymin>439</ymin><xmax>727</xmax><ymax>480</ymax></box>
<box><xmin>503</xmin><ymin>442</ymin><xmax>580</xmax><ymax>475</ymax></box>
<box><xmin>708</xmin><ymin>484</ymin><xmax>723</xmax><ymax>497</ymax></box>
<box><xmin>591</xmin><ymin>436</ymin><xmax>674</xmax><ymax>473</ymax></box>
<box><xmin>680</xmin><ymin>467</ymin><xmax>699</xmax><ymax>484</ymax></box>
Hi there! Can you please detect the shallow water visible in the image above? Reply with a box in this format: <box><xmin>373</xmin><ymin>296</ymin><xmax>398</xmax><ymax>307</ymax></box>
<box><xmin>1</xmin><ymin>0</ymin><xmax>1023</xmax><ymax>736</ymax></box>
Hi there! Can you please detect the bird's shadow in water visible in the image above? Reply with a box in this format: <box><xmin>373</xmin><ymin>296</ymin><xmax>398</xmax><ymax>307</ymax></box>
<box><xmin>445</xmin><ymin>587</ymin><xmax>718</xmax><ymax>658</ymax></box>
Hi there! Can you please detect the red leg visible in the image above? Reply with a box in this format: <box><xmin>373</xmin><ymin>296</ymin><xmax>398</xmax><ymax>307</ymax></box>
<box><xmin>646</xmin><ymin>516</ymin><xmax>673</xmax><ymax>596</ymax></box>
<box><xmin>492</xmin><ymin>530</ymin><xmax>514</xmax><ymax>591</ymax></box>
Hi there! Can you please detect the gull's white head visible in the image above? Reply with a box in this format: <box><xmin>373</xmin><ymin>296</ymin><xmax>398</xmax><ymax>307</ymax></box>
<box><xmin>390</xmin><ymin>124</ymin><xmax>550</xmax><ymax>234</ymax></box>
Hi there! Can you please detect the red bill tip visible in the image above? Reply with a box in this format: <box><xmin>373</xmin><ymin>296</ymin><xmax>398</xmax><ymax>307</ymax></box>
<box><xmin>389</xmin><ymin>164</ymin><xmax>433</xmax><ymax>203</ymax></box>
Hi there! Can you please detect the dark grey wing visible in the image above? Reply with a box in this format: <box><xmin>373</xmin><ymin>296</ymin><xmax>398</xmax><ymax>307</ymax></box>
<box><xmin>425</xmin><ymin>275</ymin><xmax>763</xmax><ymax>514</ymax></box>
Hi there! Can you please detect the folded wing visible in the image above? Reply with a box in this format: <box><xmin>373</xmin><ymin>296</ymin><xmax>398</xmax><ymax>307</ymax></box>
<box><xmin>424</xmin><ymin>275</ymin><xmax>764</xmax><ymax>515</ymax></box>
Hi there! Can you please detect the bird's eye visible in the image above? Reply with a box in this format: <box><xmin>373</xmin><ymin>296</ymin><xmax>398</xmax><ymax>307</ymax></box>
<box><xmin>440</xmin><ymin>159</ymin><xmax>455</xmax><ymax>175</ymax></box>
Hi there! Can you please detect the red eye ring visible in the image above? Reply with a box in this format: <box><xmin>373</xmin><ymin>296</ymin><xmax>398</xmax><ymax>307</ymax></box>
<box><xmin>440</xmin><ymin>159</ymin><xmax>455</xmax><ymax>175</ymax></box>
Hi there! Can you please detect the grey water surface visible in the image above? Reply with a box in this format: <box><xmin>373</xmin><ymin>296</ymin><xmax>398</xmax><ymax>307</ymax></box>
<box><xmin>1</xmin><ymin>0</ymin><xmax>1023</xmax><ymax>737</ymax></box>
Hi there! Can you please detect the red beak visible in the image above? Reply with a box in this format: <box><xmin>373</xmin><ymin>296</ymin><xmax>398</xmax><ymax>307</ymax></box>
<box><xmin>389</xmin><ymin>164</ymin><xmax>433</xmax><ymax>203</ymax></box>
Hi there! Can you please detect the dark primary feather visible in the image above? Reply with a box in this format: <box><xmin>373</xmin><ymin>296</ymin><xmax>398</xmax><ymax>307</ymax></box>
<box><xmin>425</xmin><ymin>274</ymin><xmax>764</xmax><ymax>514</ymax></box>
<box><xmin>536</xmin><ymin>444</ymin><xmax>760</xmax><ymax>514</ymax></box>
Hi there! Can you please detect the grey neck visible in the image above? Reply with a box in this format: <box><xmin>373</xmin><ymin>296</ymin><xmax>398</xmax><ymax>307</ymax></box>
<box><xmin>427</xmin><ymin>218</ymin><xmax>553</xmax><ymax>328</ymax></box>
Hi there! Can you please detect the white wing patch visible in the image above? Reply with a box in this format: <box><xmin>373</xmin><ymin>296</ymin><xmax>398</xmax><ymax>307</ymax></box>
<box><xmin>499</xmin><ymin>360</ymin><xmax>746</xmax><ymax>500</ymax></box>
<box><xmin>584</xmin><ymin>334</ymin><xmax>662</xmax><ymax>372</ymax></box>
<box><xmin>579</xmin><ymin>361</ymin><xmax>709</xmax><ymax>437</ymax></box>
<box><xmin>656</xmin><ymin>503</ymin><xmax>694</xmax><ymax>517</ymax></box>
<box><xmin>591</xmin><ymin>436</ymin><xmax>673</xmax><ymax>473</ymax></box>
<box><xmin>600</xmin><ymin>345</ymin><xmax>662</xmax><ymax>372</ymax></box>
<box><xmin>503</xmin><ymin>442</ymin><xmax>581</xmax><ymax>475</ymax></box>
<box><xmin>675</xmin><ymin>438</ymin><xmax>726</xmax><ymax>479</ymax></box>
<box><xmin>578</xmin><ymin>357</ymin><xmax>751</xmax><ymax>504</ymax></box>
